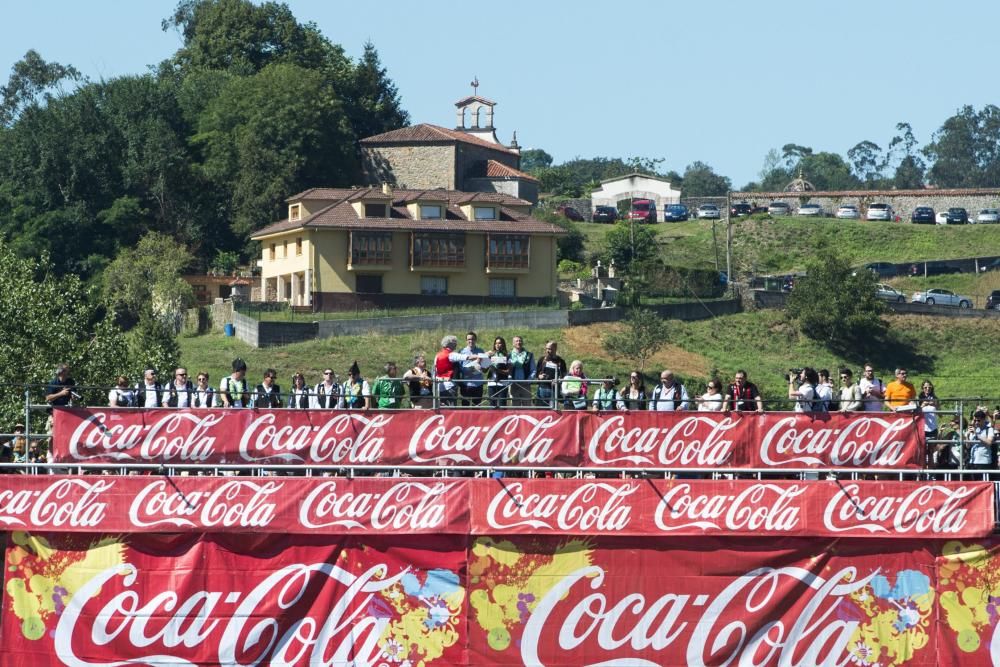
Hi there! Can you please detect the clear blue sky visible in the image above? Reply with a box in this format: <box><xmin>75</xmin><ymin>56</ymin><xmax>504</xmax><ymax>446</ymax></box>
<box><xmin>2</xmin><ymin>0</ymin><xmax>996</xmax><ymax>187</ymax></box>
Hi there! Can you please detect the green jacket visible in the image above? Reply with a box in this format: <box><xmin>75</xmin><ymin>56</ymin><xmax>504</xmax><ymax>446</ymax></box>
<box><xmin>372</xmin><ymin>376</ymin><xmax>404</xmax><ymax>409</ymax></box>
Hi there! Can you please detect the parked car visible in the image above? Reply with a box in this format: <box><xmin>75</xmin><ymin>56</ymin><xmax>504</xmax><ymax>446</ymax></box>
<box><xmin>556</xmin><ymin>204</ymin><xmax>584</xmax><ymax>222</ymax></box>
<box><xmin>627</xmin><ymin>199</ymin><xmax>657</xmax><ymax>223</ymax></box>
<box><xmin>664</xmin><ymin>203</ymin><xmax>689</xmax><ymax>222</ymax></box>
<box><xmin>796</xmin><ymin>203</ymin><xmax>824</xmax><ymax>217</ymax></box>
<box><xmin>976</xmin><ymin>208</ymin><xmax>1000</xmax><ymax>223</ymax></box>
<box><xmin>835</xmin><ymin>204</ymin><xmax>860</xmax><ymax>220</ymax></box>
<box><xmin>730</xmin><ymin>202</ymin><xmax>753</xmax><ymax>217</ymax></box>
<box><xmin>768</xmin><ymin>202</ymin><xmax>792</xmax><ymax>216</ymax></box>
<box><xmin>865</xmin><ymin>203</ymin><xmax>893</xmax><ymax>221</ymax></box>
<box><xmin>876</xmin><ymin>283</ymin><xmax>906</xmax><ymax>303</ymax></box>
<box><xmin>592</xmin><ymin>205</ymin><xmax>618</xmax><ymax>223</ymax></box>
<box><xmin>863</xmin><ymin>262</ymin><xmax>899</xmax><ymax>278</ymax></box>
<box><xmin>909</xmin><ymin>262</ymin><xmax>962</xmax><ymax>277</ymax></box>
<box><xmin>945</xmin><ymin>207</ymin><xmax>969</xmax><ymax>224</ymax></box>
<box><xmin>986</xmin><ymin>290</ymin><xmax>1000</xmax><ymax>310</ymax></box>
<box><xmin>911</xmin><ymin>288</ymin><xmax>972</xmax><ymax>308</ymax></box>
<box><xmin>935</xmin><ymin>210</ymin><xmax>950</xmax><ymax>224</ymax></box>
<box><xmin>696</xmin><ymin>204</ymin><xmax>721</xmax><ymax>219</ymax></box>
<box><xmin>911</xmin><ymin>207</ymin><xmax>935</xmax><ymax>224</ymax></box>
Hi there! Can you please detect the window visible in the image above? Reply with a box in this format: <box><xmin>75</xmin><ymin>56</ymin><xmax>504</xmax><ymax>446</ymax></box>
<box><xmin>356</xmin><ymin>274</ymin><xmax>383</xmax><ymax>294</ymax></box>
<box><xmin>289</xmin><ymin>203</ymin><xmax>301</xmax><ymax>221</ymax></box>
<box><xmin>412</xmin><ymin>233</ymin><xmax>465</xmax><ymax>267</ymax></box>
<box><xmin>420</xmin><ymin>276</ymin><xmax>448</xmax><ymax>295</ymax></box>
<box><xmin>351</xmin><ymin>232</ymin><xmax>392</xmax><ymax>265</ymax></box>
<box><xmin>487</xmin><ymin>234</ymin><xmax>529</xmax><ymax>269</ymax></box>
<box><xmin>474</xmin><ymin>206</ymin><xmax>496</xmax><ymax>220</ymax></box>
<box><xmin>282</xmin><ymin>240</ymin><xmax>288</xmax><ymax>258</ymax></box>
<box><xmin>364</xmin><ymin>203</ymin><xmax>387</xmax><ymax>218</ymax></box>
<box><xmin>295</xmin><ymin>237</ymin><xmax>302</xmax><ymax>256</ymax></box>
<box><xmin>490</xmin><ymin>278</ymin><xmax>516</xmax><ymax>298</ymax></box>
<box><xmin>269</xmin><ymin>244</ymin><xmax>276</xmax><ymax>260</ymax></box>
<box><xmin>420</xmin><ymin>204</ymin><xmax>443</xmax><ymax>220</ymax></box>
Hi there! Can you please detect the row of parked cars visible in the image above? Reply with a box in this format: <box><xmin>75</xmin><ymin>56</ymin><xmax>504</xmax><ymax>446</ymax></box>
<box><xmin>569</xmin><ymin>201</ymin><xmax>727</xmax><ymax>224</ymax></box>
<box><xmin>761</xmin><ymin>201</ymin><xmax>999</xmax><ymax>224</ymax></box>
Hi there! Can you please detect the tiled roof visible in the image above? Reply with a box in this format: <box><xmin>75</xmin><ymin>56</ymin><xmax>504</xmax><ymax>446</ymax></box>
<box><xmin>286</xmin><ymin>187</ymin><xmax>530</xmax><ymax>207</ymax></box>
<box><xmin>359</xmin><ymin>123</ymin><xmax>516</xmax><ymax>154</ymax></box>
<box><xmin>253</xmin><ymin>189</ymin><xmax>560</xmax><ymax>239</ymax></box>
<box><xmin>485</xmin><ymin>159</ymin><xmax>539</xmax><ymax>183</ymax></box>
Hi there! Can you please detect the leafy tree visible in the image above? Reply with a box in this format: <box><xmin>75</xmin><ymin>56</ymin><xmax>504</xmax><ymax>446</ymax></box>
<box><xmin>847</xmin><ymin>140</ymin><xmax>883</xmax><ymax>186</ymax></box>
<box><xmin>126</xmin><ymin>312</ymin><xmax>181</xmax><ymax>379</ymax></box>
<box><xmin>893</xmin><ymin>155</ymin><xmax>926</xmax><ymax>190</ymax></box>
<box><xmin>604</xmin><ymin>221</ymin><xmax>658</xmax><ymax>271</ymax></box>
<box><xmin>601</xmin><ymin>308</ymin><xmax>668</xmax><ymax>373</ymax></box>
<box><xmin>0</xmin><ymin>50</ymin><xmax>80</xmax><ymax>126</ymax></box>
<box><xmin>520</xmin><ymin>148</ymin><xmax>553</xmax><ymax>172</ymax></box>
<box><xmin>681</xmin><ymin>161</ymin><xmax>731</xmax><ymax>197</ymax></box>
<box><xmin>887</xmin><ymin>122</ymin><xmax>926</xmax><ymax>188</ymax></box>
<box><xmin>343</xmin><ymin>41</ymin><xmax>409</xmax><ymax>142</ymax></box>
<box><xmin>785</xmin><ymin>253</ymin><xmax>886</xmax><ymax>353</ymax></box>
<box><xmin>798</xmin><ymin>152</ymin><xmax>860</xmax><ymax>191</ymax></box>
<box><xmin>534</xmin><ymin>208</ymin><xmax>584</xmax><ymax>262</ymax></box>
<box><xmin>535</xmin><ymin>156</ymin><xmax>668</xmax><ymax>197</ymax></box>
<box><xmin>756</xmin><ymin>148</ymin><xmax>792</xmax><ymax>191</ymax></box>
<box><xmin>924</xmin><ymin>105</ymin><xmax>1000</xmax><ymax>187</ymax></box>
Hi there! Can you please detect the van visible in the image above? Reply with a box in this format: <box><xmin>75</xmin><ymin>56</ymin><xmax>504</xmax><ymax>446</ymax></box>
<box><xmin>627</xmin><ymin>199</ymin><xmax>657</xmax><ymax>223</ymax></box>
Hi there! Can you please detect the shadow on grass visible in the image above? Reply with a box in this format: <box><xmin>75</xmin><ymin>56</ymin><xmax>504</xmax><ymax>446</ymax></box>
<box><xmin>837</xmin><ymin>327</ymin><xmax>935</xmax><ymax>374</ymax></box>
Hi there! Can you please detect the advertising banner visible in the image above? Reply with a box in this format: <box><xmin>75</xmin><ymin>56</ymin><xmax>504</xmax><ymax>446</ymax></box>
<box><xmin>52</xmin><ymin>407</ymin><xmax>925</xmax><ymax>470</ymax></box>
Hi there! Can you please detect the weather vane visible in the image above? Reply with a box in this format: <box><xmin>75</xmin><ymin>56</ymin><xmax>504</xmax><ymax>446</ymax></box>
<box><xmin>470</xmin><ymin>76</ymin><xmax>479</xmax><ymax>95</ymax></box>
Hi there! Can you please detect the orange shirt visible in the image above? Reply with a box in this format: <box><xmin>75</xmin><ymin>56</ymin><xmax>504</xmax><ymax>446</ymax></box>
<box><xmin>884</xmin><ymin>380</ymin><xmax>916</xmax><ymax>408</ymax></box>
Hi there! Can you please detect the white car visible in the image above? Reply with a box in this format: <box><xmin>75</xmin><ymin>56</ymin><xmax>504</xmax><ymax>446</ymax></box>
<box><xmin>911</xmin><ymin>288</ymin><xmax>972</xmax><ymax>308</ymax></box>
<box><xmin>796</xmin><ymin>203</ymin><xmax>824</xmax><ymax>216</ymax></box>
<box><xmin>876</xmin><ymin>283</ymin><xmax>906</xmax><ymax>303</ymax></box>
<box><xmin>866</xmin><ymin>203</ymin><xmax>893</xmax><ymax>221</ymax></box>
<box><xmin>696</xmin><ymin>204</ymin><xmax>721</xmax><ymax>219</ymax></box>
<box><xmin>976</xmin><ymin>208</ymin><xmax>1000</xmax><ymax>223</ymax></box>
<box><xmin>935</xmin><ymin>210</ymin><xmax>950</xmax><ymax>224</ymax></box>
<box><xmin>835</xmin><ymin>205</ymin><xmax>860</xmax><ymax>219</ymax></box>
<box><xmin>768</xmin><ymin>202</ymin><xmax>792</xmax><ymax>216</ymax></box>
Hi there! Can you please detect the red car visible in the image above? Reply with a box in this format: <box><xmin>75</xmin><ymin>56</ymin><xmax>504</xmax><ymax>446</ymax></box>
<box><xmin>627</xmin><ymin>199</ymin><xmax>658</xmax><ymax>223</ymax></box>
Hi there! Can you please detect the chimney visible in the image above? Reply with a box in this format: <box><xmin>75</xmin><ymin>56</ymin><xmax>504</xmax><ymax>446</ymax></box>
<box><xmin>382</xmin><ymin>182</ymin><xmax>393</xmax><ymax>197</ymax></box>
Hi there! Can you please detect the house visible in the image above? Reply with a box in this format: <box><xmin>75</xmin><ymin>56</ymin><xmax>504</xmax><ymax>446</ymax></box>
<box><xmin>360</xmin><ymin>94</ymin><xmax>539</xmax><ymax>203</ymax></box>
<box><xmin>250</xmin><ymin>185</ymin><xmax>565</xmax><ymax>311</ymax></box>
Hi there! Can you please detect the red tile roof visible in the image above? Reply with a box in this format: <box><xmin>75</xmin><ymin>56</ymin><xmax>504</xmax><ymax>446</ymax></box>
<box><xmin>359</xmin><ymin>123</ymin><xmax>516</xmax><ymax>154</ymax></box>
<box><xmin>485</xmin><ymin>159</ymin><xmax>539</xmax><ymax>183</ymax></box>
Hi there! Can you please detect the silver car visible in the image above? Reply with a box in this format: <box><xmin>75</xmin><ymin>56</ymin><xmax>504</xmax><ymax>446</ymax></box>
<box><xmin>976</xmin><ymin>208</ymin><xmax>1000</xmax><ymax>223</ymax></box>
<box><xmin>876</xmin><ymin>283</ymin><xmax>906</xmax><ymax>303</ymax></box>
<box><xmin>768</xmin><ymin>202</ymin><xmax>792</xmax><ymax>216</ymax></box>
<box><xmin>866</xmin><ymin>203</ymin><xmax>893</xmax><ymax>221</ymax></box>
<box><xmin>835</xmin><ymin>205</ymin><xmax>860</xmax><ymax>219</ymax></box>
<box><xmin>911</xmin><ymin>288</ymin><xmax>972</xmax><ymax>308</ymax></box>
<box><xmin>696</xmin><ymin>204</ymin><xmax>721</xmax><ymax>219</ymax></box>
<box><xmin>796</xmin><ymin>203</ymin><xmax>824</xmax><ymax>216</ymax></box>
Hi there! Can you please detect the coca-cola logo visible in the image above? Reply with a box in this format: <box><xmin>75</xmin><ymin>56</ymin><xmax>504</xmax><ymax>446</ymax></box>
<box><xmin>654</xmin><ymin>482</ymin><xmax>805</xmax><ymax>533</ymax></box>
<box><xmin>520</xmin><ymin>564</ymin><xmax>878</xmax><ymax>666</ymax></box>
<box><xmin>298</xmin><ymin>480</ymin><xmax>449</xmax><ymax>531</ymax></box>
<box><xmin>408</xmin><ymin>414</ymin><xmax>562</xmax><ymax>464</ymax></box>
<box><xmin>128</xmin><ymin>479</ymin><xmax>281</xmax><ymax>529</ymax></box>
<box><xmin>67</xmin><ymin>411</ymin><xmax>224</xmax><ymax>461</ymax></box>
<box><xmin>586</xmin><ymin>415</ymin><xmax>738</xmax><ymax>466</ymax></box>
<box><xmin>54</xmin><ymin>562</ymin><xmax>407</xmax><ymax>666</ymax></box>
<box><xmin>823</xmin><ymin>483</ymin><xmax>973</xmax><ymax>534</ymax></box>
<box><xmin>239</xmin><ymin>413</ymin><xmax>390</xmax><ymax>464</ymax></box>
<box><xmin>0</xmin><ymin>478</ymin><xmax>112</xmax><ymax>528</ymax></box>
<box><xmin>759</xmin><ymin>416</ymin><xmax>912</xmax><ymax>467</ymax></box>
<box><xmin>485</xmin><ymin>482</ymin><xmax>636</xmax><ymax>531</ymax></box>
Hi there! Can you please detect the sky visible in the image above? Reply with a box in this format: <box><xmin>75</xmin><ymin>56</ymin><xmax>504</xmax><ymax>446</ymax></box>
<box><xmin>2</xmin><ymin>0</ymin><xmax>997</xmax><ymax>187</ymax></box>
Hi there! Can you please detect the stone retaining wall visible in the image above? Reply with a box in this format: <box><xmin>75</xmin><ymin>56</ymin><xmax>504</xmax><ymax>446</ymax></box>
<box><xmin>730</xmin><ymin>187</ymin><xmax>1000</xmax><ymax>220</ymax></box>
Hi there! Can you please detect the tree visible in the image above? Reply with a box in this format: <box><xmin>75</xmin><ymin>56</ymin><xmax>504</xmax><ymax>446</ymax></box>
<box><xmin>519</xmin><ymin>148</ymin><xmax>553</xmax><ymax>172</ymax></box>
<box><xmin>785</xmin><ymin>253</ymin><xmax>886</xmax><ymax>353</ymax></box>
<box><xmin>924</xmin><ymin>105</ymin><xmax>1000</xmax><ymax>187</ymax></box>
<box><xmin>342</xmin><ymin>41</ymin><xmax>409</xmax><ymax>142</ymax></box>
<box><xmin>601</xmin><ymin>309</ymin><xmax>669</xmax><ymax>373</ymax></box>
<box><xmin>847</xmin><ymin>140</ymin><xmax>883</xmax><ymax>186</ymax></box>
<box><xmin>0</xmin><ymin>50</ymin><xmax>80</xmax><ymax>126</ymax></box>
<box><xmin>680</xmin><ymin>161</ymin><xmax>731</xmax><ymax>197</ymax></box>
<box><xmin>604</xmin><ymin>221</ymin><xmax>658</xmax><ymax>271</ymax></box>
<box><xmin>887</xmin><ymin>122</ymin><xmax>926</xmax><ymax>189</ymax></box>
<box><xmin>798</xmin><ymin>152</ymin><xmax>859</xmax><ymax>191</ymax></box>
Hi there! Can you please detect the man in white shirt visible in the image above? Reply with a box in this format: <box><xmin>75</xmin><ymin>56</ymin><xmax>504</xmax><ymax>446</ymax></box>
<box><xmin>163</xmin><ymin>368</ymin><xmax>193</xmax><ymax>408</ymax></box>
<box><xmin>220</xmin><ymin>358</ymin><xmax>249</xmax><ymax>408</ymax></box>
<box><xmin>136</xmin><ymin>368</ymin><xmax>162</xmax><ymax>408</ymax></box>
<box><xmin>312</xmin><ymin>368</ymin><xmax>339</xmax><ymax>409</ymax></box>
<box><xmin>649</xmin><ymin>370</ymin><xmax>689</xmax><ymax>411</ymax></box>
<box><xmin>858</xmin><ymin>363</ymin><xmax>885</xmax><ymax>412</ymax></box>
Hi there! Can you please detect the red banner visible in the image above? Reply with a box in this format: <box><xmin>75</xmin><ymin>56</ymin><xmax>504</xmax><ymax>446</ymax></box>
<box><xmin>0</xmin><ymin>476</ymin><xmax>992</xmax><ymax>538</ymax></box>
<box><xmin>5</xmin><ymin>531</ymin><xmax>1000</xmax><ymax>665</ymax></box>
<box><xmin>53</xmin><ymin>407</ymin><xmax>925</xmax><ymax>469</ymax></box>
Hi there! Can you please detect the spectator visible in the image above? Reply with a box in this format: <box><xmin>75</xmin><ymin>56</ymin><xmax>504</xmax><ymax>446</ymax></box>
<box><xmin>508</xmin><ymin>335</ymin><xmax>535</xmax><ymax>407</ymax></box>
<box><xmin>164</xmin><ymin>367</ymin><xmax>194</xmax><ymax>408</ymax></box>
<box><xmin>11</xmin><ymin>426</ymin><xmax>27</xmax><ymax>467</ymax></box>
<box><xmin>434</xmin><ymin>336</ymin><xmax>480</xmax><ymax>407</ymax></box>
<box><xmin>535</xmin><ymin>341</ymin><xmax>566</xmax><ymax>408</ymax></box>
<box><xmin>788</xmin><ymin>367</ymin><xmax>818</xmax><ymax>413</ymax></box>
<box><xmin>287</xmin><ymin>372</ymin><xmax>310</xmax><ymax>409</ymax></box>
<box><xmin>593</xmin><ymin>377</ymin><xmax>619</xmax><ymax>411</ymax></box>
<box><xmin>933</xmin><ymin>415</ymin><xmax>963</xmax><ymax>472</ymax></box>
<box><xmin>698</xmin><ymin>379</ymin><xmax>724</xmax><ymax>412</ymax></box>
<box><xmin>459</xmin><ymin>332</ymin><xmax>491</xmax><ymax>407</ymax></box>
<box><xmin>837</xmin><ymin>368</ymin><xmax>863</xmax><ymax>412</ymax></box>
<box><xmin>967</xmin><ymin>410</ymin><xmax>995</xmax><ymax>473</ymax></box>
<box><xmin>618</xmin><ymin>371</ymin><xmax>647</xmax><ymax>410</ymax></box>
<box><xmin>108</xmin><ymin>375</ymin><xmax>135</xmax><ymax>407</ymax></box>
<box><xmin>560</xmin><ymin>360</ymin><xmax>589</xmax><ymax>410</ymax></box>
<box><xmin>193</xmin><ymin>372</ymin><xmax>216</xmax><ymax>408</ymax></box>
<box><xmin>0</xmin><ymin>425</ymin><xmax>14</xmax><ymax>470</ymax></box>
<box><xmin>649</xmin><ymin>370</ymin><xmax>689</xmax><ymax>411</ymax></box>
<box><xmin>312</xmin><ymin>368</ymin><xmax>340</xmax><ymax>409</ymax></box>
<box><xmin>252</xmin><ymin>369</ymin><xmax>282</xmax><ymax>409</ymax></box>
<box><xmin>725</xmin><ymin>370</ymin><xmax>763</xmax><ymax>413</ymax></box>
<box><xmin>135</xmin><ymin>368</ymin><xmax>163</xmax><ymax>409</ymax></box>
<box><xmin>858</xmin><ymin>363</ymin><xmax>885</xmax><ymax>412</ymax></box>
<box><xmin>816</xmin><ymin>369</ymin><xmax>834</xmax><ymax>412</ymax></box>
<box><xmin>45</xmin><ymin>363</ymin><xmax>77</xmax><ymax>408</ymax></box>
<box><xmin>339</xmin><ymin>361</ymin><xmax>371</xmax><ymax>410</ymax></box>
<box><xmin>403</xmin><ymin>355</ymin><xmax>433</xmax><ymax>409</ymax></box>
<box><xmin>487</xmin><ymin>337</ymin><xmax>512</xmax><ymax>408</ymax></box>
<box><xmin>884</xmin><ymin>368</ymin><xmax>917</xmax><ymax>412</ymax></box>
<box><xmin>918</xmin><ymin>380</ymin><xmax>939</xmax><ymax>441</ymax></box>
<box><xmin>220</xmin><ymin>358</ymin><xmax>250</xmax><ymax>408</ymax></box>
<box><xmin>372</xmin><ymin>362</ymin><xmax>404</xmax><ymax>409</ymax></box>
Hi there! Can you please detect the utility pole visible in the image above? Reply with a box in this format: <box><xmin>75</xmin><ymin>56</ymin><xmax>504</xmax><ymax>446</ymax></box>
<box><xmin>725</xmin><ymin>192</ymin><xmax>733</xmax><ymax>295</ymax></box>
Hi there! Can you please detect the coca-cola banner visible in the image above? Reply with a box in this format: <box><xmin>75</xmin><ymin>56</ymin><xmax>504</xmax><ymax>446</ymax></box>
<box><xmin>52</xmin><ymin>407</ymin><xmax>924</xmax><ymax>469</ymax></box>
<box><xmin>0</xmin><ymin>476</ymin><xmax>992</xmax><ymax>538</ymax></box>
<box><xmin>5</xmin><ymin>532</ymin><xmax>1000</xmax><ymax>665</ymax></box>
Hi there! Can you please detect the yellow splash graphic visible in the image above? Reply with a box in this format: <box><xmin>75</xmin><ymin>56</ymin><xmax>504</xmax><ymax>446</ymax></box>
<box><xmin>936</xmin><ymin>540</ymin><xmax>1000</xmax><ymax>655</ymax></box>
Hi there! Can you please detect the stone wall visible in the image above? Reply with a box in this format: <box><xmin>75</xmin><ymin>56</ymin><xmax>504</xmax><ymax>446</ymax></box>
<box><xmin>730</xmin><ymin>188</ymin><xmax>1000</xmax><ymax>220</ymax></box>
<box><xmin>454</xmin><ymin>143</ymin><xmax>519</xmax><ymax>191</ymax></box>
<box><xmin>210</xmin><ymin>300</ymin><xmax>234</xmax><ymax>333</ymax></box>
<box><xmin>361</xmin><ymin>144</ymin><xmax>455</xmax><ymax>190</ymax></box>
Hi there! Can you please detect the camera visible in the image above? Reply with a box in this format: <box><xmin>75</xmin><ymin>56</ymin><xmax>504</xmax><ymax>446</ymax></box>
<box><xmin>786</xmin><ymin>368</ymin><xmax>802</xmax><ymax>383</ymax></box>
<box><xmin>608</xmin><ymin>377</ymin><xmax>620</xmax><ymax>387</ymax></box>
<box><xmin>70</xmin><ymin>391</ymin><xmax>82</xmax><ymax>400</ymax></box>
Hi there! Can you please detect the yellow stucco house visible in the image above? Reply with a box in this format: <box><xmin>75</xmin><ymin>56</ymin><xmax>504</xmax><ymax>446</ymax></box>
<box><xmin>250</xmin><ymin>185</ymin><xmax>565</xmax><ymax>311</ymax></box>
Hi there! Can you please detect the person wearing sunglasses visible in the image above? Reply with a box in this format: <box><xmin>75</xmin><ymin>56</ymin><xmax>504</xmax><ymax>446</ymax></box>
<box><xmin>698</xmin><ymin>379</ymin><xmax>724</xmax><ymax>412</ymax></box>
<box><xmin>312</xmin><ymin>368</ymin><xmax>340</xmax><ymax>409</ymax></box>
<box><xmin>837</xmin><ymin>368</ymin><xmax>863</xmax><ymax>412</ymax></box>
<box><xmin>164</xmin><ymin>368</ymin><xmax>194</xmax><ymax>408</ymax></box>
<box><xmin>884</xmin><ymin>368</ymin><xmax>917</xmax><ymax>412</ymax></box>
